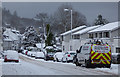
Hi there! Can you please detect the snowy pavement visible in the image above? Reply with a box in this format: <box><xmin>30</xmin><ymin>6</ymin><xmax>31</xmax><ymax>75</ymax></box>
<box><xmin>2</xmin><ymin>53</ymin><xmax>119</xmax><ymax>75</ymax></box>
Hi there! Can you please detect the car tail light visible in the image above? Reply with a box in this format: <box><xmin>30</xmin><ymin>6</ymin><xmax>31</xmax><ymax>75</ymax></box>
<box><xmin>68</xmin><ymin>54</ymin><xmax>70</xmax><ymax>57</ymax></box>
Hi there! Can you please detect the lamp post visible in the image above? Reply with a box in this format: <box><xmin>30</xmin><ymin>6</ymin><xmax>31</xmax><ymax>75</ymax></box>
<box><xmin>64</xmin><ymin>9</ymin><xmax>73</xmax><ymax>39</ymax></box>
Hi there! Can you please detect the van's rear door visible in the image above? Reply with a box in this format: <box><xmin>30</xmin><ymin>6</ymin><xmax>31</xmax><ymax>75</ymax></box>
<box><xmin>91</xmin><ymin>44</ymin><xmax>111</xmax><ymax>64</ymax></box>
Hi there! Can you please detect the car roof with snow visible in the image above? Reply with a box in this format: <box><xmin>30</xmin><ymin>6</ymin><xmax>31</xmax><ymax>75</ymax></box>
<box><xmin>66</xmin><ymin>51</ymin><xmax>76</xmax><ymax>53</ymax></box>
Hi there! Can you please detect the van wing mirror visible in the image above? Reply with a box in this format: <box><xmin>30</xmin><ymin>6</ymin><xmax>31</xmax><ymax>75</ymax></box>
<box><xmin>76</xmin><ymin>50</ymin><xmax>80</xmax><ymax>53</ymax></box>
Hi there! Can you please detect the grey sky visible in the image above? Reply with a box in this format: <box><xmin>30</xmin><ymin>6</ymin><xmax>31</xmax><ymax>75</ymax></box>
<box><xmin>2</xmin><ymin>2</ymin><xmax>118</xmax><ymax>25</ymax></box>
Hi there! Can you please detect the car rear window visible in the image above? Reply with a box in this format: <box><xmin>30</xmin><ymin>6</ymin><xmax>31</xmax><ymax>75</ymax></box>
<box><xmin>70</xmin><ymin>53</ymin><xmax>76</xmax><ymax>55</ymax></box>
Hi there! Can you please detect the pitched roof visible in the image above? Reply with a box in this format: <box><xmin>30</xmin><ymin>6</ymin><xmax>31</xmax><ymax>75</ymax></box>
<box><xmin>88</xmin><ymin>22</ymin><xmax>120</xmax><ymax>33</ymax></box>
<box><xmin>73</xmin><ymin>25</ymin><xmax>100</xmax><ymax>35</ymax></box>
<box><xmin>61</xmin><ymin>25</ymin><xmax>86</xmax><ymax>36</ymax></box>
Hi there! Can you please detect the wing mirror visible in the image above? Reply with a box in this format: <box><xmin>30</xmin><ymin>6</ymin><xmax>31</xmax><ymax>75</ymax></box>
<box><xmin>76</xmin><ymin>50</ymin><xmax>80</xmax><ymax>53</ymax></box>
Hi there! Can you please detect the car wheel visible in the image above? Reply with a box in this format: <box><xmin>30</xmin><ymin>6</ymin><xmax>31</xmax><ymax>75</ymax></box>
<box><xmin>85</xmin><ymin>60</ymin><xmax>91</xmax><ymax>68</ymax></box>
<box><xmin>4</xmin><ymin>60</ymin><xmax>7</xmax><ymax>62</ymax></box>
<box><xmin>66</xmin><ymin>58</ymin><xmax>69</xmax><ymax>63</ymax></box>
<box><xmin>62</xmin><ymin>58</ymin><xmax>65</xmax><ymax>63</ymax></box>
<box><xmin>56</xmin><ymin>58</ymin><xmax>59</xmax><ymax>62</ymax></box>
<box><xmin>75</xmin><ymin>59</ymin><xmax>81</xmax><ymax>66</ymax></box>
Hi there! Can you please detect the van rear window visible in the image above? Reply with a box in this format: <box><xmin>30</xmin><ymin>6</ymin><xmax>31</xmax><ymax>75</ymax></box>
<box><xmin>93</xmin><ymin>45</ymin><xmax>110</xmax><ymax>53</ymax></box>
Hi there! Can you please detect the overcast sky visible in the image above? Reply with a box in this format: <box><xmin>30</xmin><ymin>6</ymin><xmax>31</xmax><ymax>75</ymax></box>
<box><xmin>2</xmin><ymin>2</ymin><xmax>118</xmax><ymax>25</ymax></box>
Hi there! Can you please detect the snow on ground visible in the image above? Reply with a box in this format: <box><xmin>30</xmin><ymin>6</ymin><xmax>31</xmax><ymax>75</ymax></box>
<box><xmin>95</xmin><ymin>64</ymin><xmax>119</xmax><ymax>75</ymax></box>
<box><xmin>19</xmin><ymin>53</ymin><xmax>75</xmax><ymax>66</ymax></box>
<box><xmin>2</xmin><ymin>59</ymin><xmax>57</xmax><ymax>75</ymax></box>
<box><xmin>20</xmin><ymin>53</ymin><xmax>119</xmax><ymax>75</ymax></box>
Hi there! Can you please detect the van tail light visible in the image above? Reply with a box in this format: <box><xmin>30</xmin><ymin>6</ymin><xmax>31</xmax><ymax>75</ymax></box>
<box><xmin>68</xmin><ymin>54</ymin><xmax>70</xmax><ymax>57</ymax></box>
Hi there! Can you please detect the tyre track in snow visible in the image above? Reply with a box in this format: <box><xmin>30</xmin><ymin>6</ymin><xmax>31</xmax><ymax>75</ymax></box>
<box><xmin>20</xmin><ymin>54</ymin><xmax>114</xmax><ymax>75</ymax></box>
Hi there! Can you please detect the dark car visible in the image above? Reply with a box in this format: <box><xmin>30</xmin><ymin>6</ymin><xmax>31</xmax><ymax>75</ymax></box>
<box><xmin>44</xmin><ymin>52</ymin><xmax>55</xmax><ymax>61</ymax></box>
<box><xmin>112</xmin><ymin>53</ymin><xmax>120</xmax><ymax>64</ymax></box>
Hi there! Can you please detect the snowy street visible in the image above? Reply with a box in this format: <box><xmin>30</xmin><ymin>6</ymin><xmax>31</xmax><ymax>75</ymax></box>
<box><xmin>2</xmin><ymin>54</ymin><xmax>118</xmax><ymax>75</ymax></box>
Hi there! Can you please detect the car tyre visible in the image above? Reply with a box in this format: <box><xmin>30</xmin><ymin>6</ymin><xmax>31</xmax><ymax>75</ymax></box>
<box><xmin>85</xmin><ymin>60</ymin><xmax>91</xmax><ymax>68</ymax></box>
<box><xmin>75</xmin><ymin>59</ymin><xmax>81</xmax><ymax>66</ymax></box>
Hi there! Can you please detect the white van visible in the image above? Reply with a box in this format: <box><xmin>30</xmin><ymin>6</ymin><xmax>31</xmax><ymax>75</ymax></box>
<box><xmin>74</xmin><ymin>41</ymin><xmax>111</xmax><ymax>68</ymax></box>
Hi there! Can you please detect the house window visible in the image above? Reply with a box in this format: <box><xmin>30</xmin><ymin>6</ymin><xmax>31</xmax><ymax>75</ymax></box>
<box><xmin>89</xmin><ymin>34</ymin><xmax>93</xmax><ymax>39</ymax></box>
<box><xmin>116</xmin><ymin>47</ymin><xmax>120</xmax><ymax>53</ymax></box>
<box><xmin>70</xmin><ymin>46</ymin><xmax>72</xmax><ymax>51</ymax></box>
<box><xmin>95</xmin><ymin>33</ymin><xmax>98</xmax><ymax>38</ymax></box>
<box><xmin>74</xmin><ymin>35</ymin><xmax>80</xmax><ymax>39</ymax></box>
<box><xmin>63</xmin><ymin>46</ymin><xmax>65</xmax><ymax>51</ymax></box>
<box><xmin>104</xmin><ymin>32</ymin><xmax>109</xmax><ymax>38</ymax></box>
<box><xmin>99</xmin><ymin>32</ymin><xmax>102</xmax><ymax>38</ymax></box>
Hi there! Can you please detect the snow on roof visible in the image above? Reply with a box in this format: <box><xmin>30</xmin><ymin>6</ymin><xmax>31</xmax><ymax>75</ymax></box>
<box><xmin>4</xmin><ymin>38</ymin><xmax>12</xmax><ymax>41</ymax></box>
<box><xmin>73</xmin><ymin>25</ymin><xmax>100</xmax><ymax>35</ymax></box>
<box><xmin>61</xmin><ymin>25</ymin><xmax>86</xmax><ymax>36</ymax></box>
<box><xmin>89</xmin><ymin>22</ymin><xmax>120</xmax><ymax>33</ymax></box>
<box><xmin>3</xmin><ymin>28</ymin><xmax>19</xmax><ymax>41</ymax></box>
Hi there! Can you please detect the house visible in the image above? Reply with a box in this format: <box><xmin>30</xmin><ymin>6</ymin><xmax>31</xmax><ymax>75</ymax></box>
<box><xmin>3</xmin><ymin>28</ymin><xmax>21</xmax><ymax>50</ymax></box>
<box><xmin>61</xmin><ymin>25</ymin><xmax>86</xmax><ymax>52</ymax></box>
<box><xmin>70</xmin><ymin>25</ymin><xmax>100</xmax><ymax>51</ymax></box>
<box><xmin>11</xmin><ymin>29</ymin><xmax>23</xmax><ymax>49</ymax></box>
<box><xmin>88</xmin><ymin>21</ymin><xmax>120</xmax><ymax>53</ymax></box>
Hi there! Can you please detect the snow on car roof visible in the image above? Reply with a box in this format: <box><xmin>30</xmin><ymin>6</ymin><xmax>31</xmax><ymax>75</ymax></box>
<box><xmin>45</xmin><ymin>46</ymin><xmax>54</xmax><ymax>49</ymax></box>
<box><xmin>36</xmin><ymin>43</ymin><xmax>45</xmax><ymax>48</ymax></box>
<box><xmin>6</xmin><ymin>50</ymin><xmax>17</xmax><ymax>52</ymax></box>
<box><xmin>61</xmin><ymin>25</ymin><xmax>86</xmax><ymax>36</ymax></box>
<box><xmin>88</xmin><ymin>21</ymin><xmax>120</xmax><ymax>33</ymax></box>
<box><xmin>73</xmin><ymin>25</ymin><xmax>100</xmax><ymax>35</ymax></box>
<box><xmin>67</xmin><ymin>51</ymin><xmax>76</xmax><ymax>53</ymax></box>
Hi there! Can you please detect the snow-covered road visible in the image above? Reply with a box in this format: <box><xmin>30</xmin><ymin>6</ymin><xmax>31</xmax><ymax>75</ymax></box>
<box><xmin>2</xmin><ymin>54</ymin><xmax>118</xmax><ymax>75</ymax></box>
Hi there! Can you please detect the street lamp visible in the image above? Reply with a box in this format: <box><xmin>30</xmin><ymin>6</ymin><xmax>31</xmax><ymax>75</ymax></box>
<box><xmin>64</xmin><ymin>9</ymin><xmax>73</xmax><ymax>39</ymax></box>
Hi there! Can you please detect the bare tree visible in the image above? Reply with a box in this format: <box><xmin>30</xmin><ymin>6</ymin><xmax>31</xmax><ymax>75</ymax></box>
<box><xmin>35</xmin><ymin>13</ymin><xmax>48</xmax><ymax>27</ymax></box>
<box><xmin>52</xmin><ymin>4</ymin><xmax>87</xmax><ymax>33</ymax></box>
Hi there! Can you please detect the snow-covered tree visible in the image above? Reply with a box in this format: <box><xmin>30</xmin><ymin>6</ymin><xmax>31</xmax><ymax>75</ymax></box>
<box><xmin>94</xmin><ymin>14</ymin><xmax>109</xmax><ymax>25</ymax></box>
<box><xmin>23</xmin><ymin>26</ymin><xmax>40</xmax><ymax>47</ymax></box>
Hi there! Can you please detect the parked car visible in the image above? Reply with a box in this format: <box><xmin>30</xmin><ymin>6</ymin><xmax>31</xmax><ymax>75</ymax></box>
<box><xmin>30</xmin><ymin>51</ymin><xmax>36</xmax><ymax>57</ymax></box>
<box><xmin>112</xmin><ymin>53</ymin><xmax>120</xmax><ymax>64</ymax></box>
<box><xmin>27</xmin><ymin>51</ymin><xmax>31</xmax><ymax>56</ymax></box>
<box><xmin>4</xmin><ymin>50</ymin><xmax>19</xmax><ymax>62</ymax></box>
<box><xmin>35</xmin><ymin>52</ymin><xmax>44</xmax><ymax>59</ymax></box>
<box><xmin>44</xmin><ymin>52</ymin><xmax>55</xmax><ymax>61</ymax></box>
<box><xmin>53</xmin><ymin>52</ymin><xmax>64</xmax><ymax>62</ymax></box>
<box><xmin>26</xmin><ymin>47</ymin><xmax>38</xmax><ymax>57</ymax></box>
<box><xmin>22</xmin><ymin>50</ymin><xmax>28</xmax><ymax>54</ymax></box>
<box><xmin>62</xmin><ymin>51</ymin><xmax>76</xmax><ymax>63</ymax></box>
